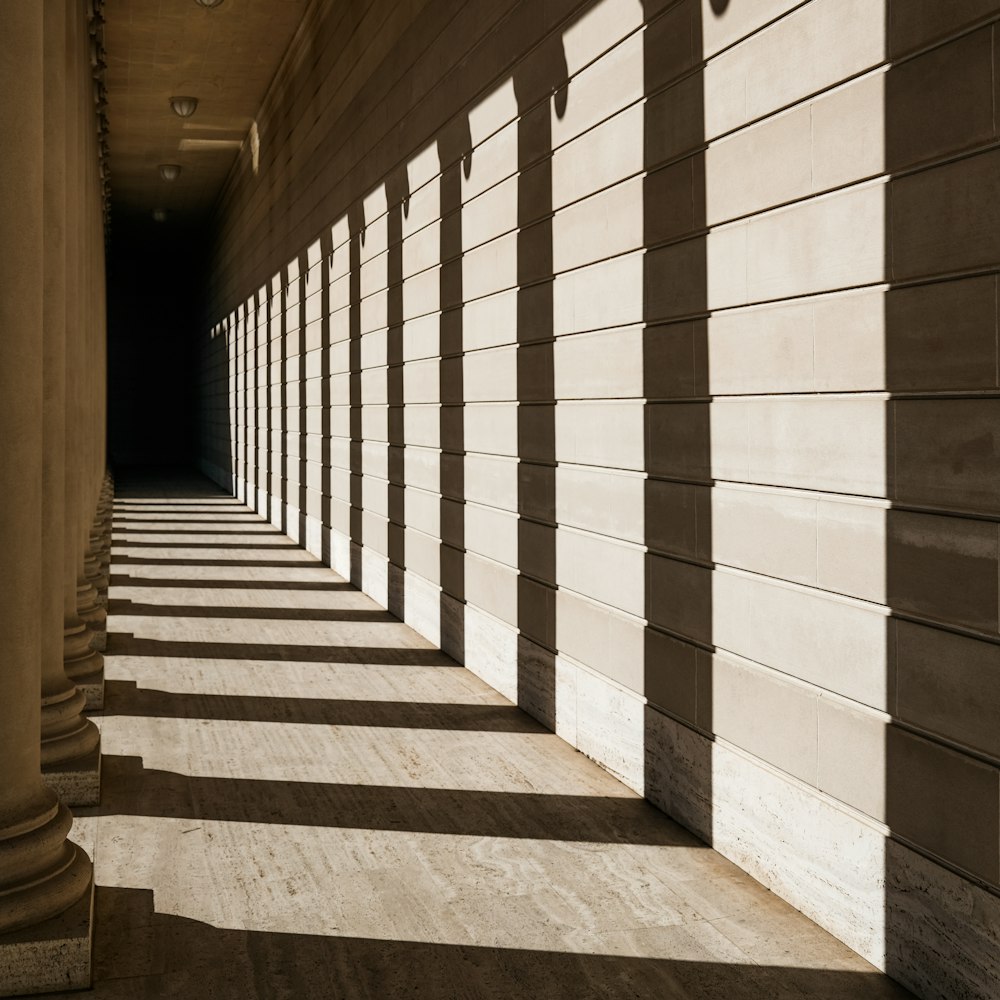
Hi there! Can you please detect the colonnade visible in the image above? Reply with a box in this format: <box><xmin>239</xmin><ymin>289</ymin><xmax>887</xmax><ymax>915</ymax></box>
<box><xmin>0</xmin><ymin>2</ymin><xmax>110</xmax><ymax>992</ymax></box>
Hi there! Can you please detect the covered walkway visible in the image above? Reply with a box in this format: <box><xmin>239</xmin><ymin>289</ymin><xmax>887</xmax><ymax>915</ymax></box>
<box><xmin>60</xmin><ymin>473</ymin><xmax>909</xmax><ymax>998</ymax></box>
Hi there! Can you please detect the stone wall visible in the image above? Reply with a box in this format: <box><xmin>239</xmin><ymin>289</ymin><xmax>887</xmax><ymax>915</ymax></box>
<box><xmin>196</xmin><ymin>2</ymin><xmax>1000</xmax><ymax>996</ymax></box>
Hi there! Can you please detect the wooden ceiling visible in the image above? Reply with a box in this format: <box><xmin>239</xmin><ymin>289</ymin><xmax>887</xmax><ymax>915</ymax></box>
<box><xmin>104</xmin><ymin>0</ymin><xmax>308</xmax><ymax>224</ymax></box>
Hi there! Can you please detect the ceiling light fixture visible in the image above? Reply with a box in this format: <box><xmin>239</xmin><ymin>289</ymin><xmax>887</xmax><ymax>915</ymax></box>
<box><xmin>169</xmin><ymin>96</ymin><xmax>198</xmax><ymax>118</ymax></box>
<box><xmin>159</xmin><ymin>164</ymin><xmax>182</xmax><ymax>181</ymax></box>
<box><xmin>152</xmin><ymin>209</ymin><xmax>168</xmax><ymax>223</ymax></box>
<box><xmin>193</xmin><ymin>0</ymin><xmax>225</xmax><ymax>7</ymax></box>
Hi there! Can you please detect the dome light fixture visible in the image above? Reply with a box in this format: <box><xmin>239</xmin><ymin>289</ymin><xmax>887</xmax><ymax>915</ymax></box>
<box><xmin>169</xmin><ymin>96</ymin><xmax>198</xmax><ymax>118</ymax></box>
<box><xmin>159</xmin><ymin>164</ymin><xmax>182</xmax><ymax>181</ymax></box>
<box><xmin>152</xmin><ymin>209</ymin><xmax>168</xmax><ymax>223</ymax></box>
<box><xmin>194</xmin><ymin>0</ymin><xmax>225</xmax><ymax>7</ymax></box>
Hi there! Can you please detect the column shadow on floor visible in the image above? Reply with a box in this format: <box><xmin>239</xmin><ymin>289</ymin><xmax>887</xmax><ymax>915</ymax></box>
<box><xmin>102</xmin><ymin>679</ymin><xmax>546</xmax><ymax>732</ymax></box>
<box><xmin>93</xmin><ymin>471</ymin><xmax>913</xmax><ymax>999</ymax></box>
<box><xmin>91</xmin><ymin>754</ymin><xmax>699</xmax><ymax>846</ymax></box>
<box><xmin>70</xmin><ymin>886</ymin><xmax>911</xmax><ymax>1000</ymax></box>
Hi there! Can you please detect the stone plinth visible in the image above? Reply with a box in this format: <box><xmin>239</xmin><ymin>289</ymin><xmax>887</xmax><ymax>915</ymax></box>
<box><xmin>0</xmin><ymin>874</ymin><xmax>93</xmax><ymax>998</ymax></box>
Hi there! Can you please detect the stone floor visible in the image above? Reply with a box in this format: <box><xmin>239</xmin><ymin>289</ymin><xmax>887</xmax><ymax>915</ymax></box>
<box><xmin>51</xmin><ymin>473</ymin><xmax>913</xmax><ymax>999</ymax></box>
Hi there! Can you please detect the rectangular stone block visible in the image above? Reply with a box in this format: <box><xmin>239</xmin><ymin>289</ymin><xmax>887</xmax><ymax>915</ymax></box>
<box><xmin>885</xmin><ymin>275</ymin><xmax>998</xmax><ymax>392</ymax></box>
<box><xmin>892</xmin><ymin>147</ymin><xmax>1000</xmax><ymax>282</ymax></box>
<box><xmin>557</xmin><ymin>526</ymin><xmax>644</xmax><ymax>618</ymax></box>
<box><xmin>462</xmin><ymin>174</ymin><xmax>516</xmax><ymax>251</ymax></box>
<box><xmin>555</xmin><ymin>400</ymin><xmax>644</xmax><ymax>470</ymax></box>
<box><xmin>816</xmin><ymin>695</ymin><xmax>886</xmax><ymax>822</ymax></box>
<box><xmin>704</xmin><ymin>0</ymin><xmax>884</xmax><ymax>140</ymax></box>
<box><xmin>886</xmin><ymin>26</ymin><xmax>994</xmax><ymax>172</ymax></box>
<box><xmin>745</xmin><ymin>395</ymin><xmax>887</xmax><ymax>498</ymax></box>
<box><xmin>464</xmin><ymin>501</ymin><xmax>517</xmax><ymax>567</ymax></box>
<box><xmin>889</xmin><ymin>0</ymin><xmax>999</xmax><ymax>57</ymax></box>
<box><xmin>887</xmin><ymin>509</ymin><xmax>998</xmax><ymax>634</ymax></box>
<box><xmin>713</xmin><ymin>654</ymin><xmax>819</xmax><ymax>787</ymax></box>
<box><xmin>463</xmin><ymin>402</ymin><xmax>517</xmax><ymax>457</ymax></box>
<box><xmin>713</xmin><ymin>569</ymin><xmax>890</xmax><ymax>710</ymax></box>
<box><xmin>403</xmin><ymin>525</ymin><xmax>440</xmax><ymax>585</ymax></box>
<box><xmin>556</xmin><ymin>587</ymin><xmax>644</xmax><ymax>695</ymax></box>
<box><xmin>816</xmin><ymin>498</ymin><xmax>887</xmax><ymax>603</ymax></box>
<box><xmin>572</xmin><ymin>656</ymin><xmax>645</xmax><ymax>792</ymax></box>
<box><xmin>742</xmin><ymin>182</ymin><xmax>885</xmax><ymax>307</ymax></box>
<box><xmin>555</xmin><ymin>464</ymin><xmax>643</xmax><ymax>543</ymax></box>
<box><xmin>463</xmin><ymin>344</ymin><xmax>515</xmax><ymax>402</ymax></box>
<box><xmin>553</xmin><ymin>250</ymin><xmax>643</xmax><ymax>336</ymax></box>
<box><xmin>892</xmin><ymin>397</ymin><xmax>1000</xmax><ymax>514</ymax></box>
<box><xmin>42</xmin><ymin>745</ymin><xmax>101</xmax><ymax>809</ymax></box>
<box><xmin>886</xmin><ymin>724</ymin><xmax>1000</xmax><ymax>885</ymax></box>
<box><xmin>712</xmin><ymin>485</ymin><xmax>817</xmax><ymax>587</ymax></box>
<box><xmin>552</xmin><ymin>102</ymin><xmax>643</xmax><ymax>210</ymax></box>
<box><xmin>554</xmin><ymin>24</ymin><xmax>642</xmax><ymax>148</ymax></box>
<box><xmin>0</xmin><ymin>876</ymin><xmax>92</xmax><ymax>997</ymax></box>
<box><xmin>553</xmin><ymin>325</ymin><xmax>643</xmax><ymax>400</ymax></box>
<box><xmin>464</xmin><ymin>550</ymin><xmax>517</xmax><ymax>627</ymax></box>
<box><xmin>553</xmin><ymin>175</ymin><xmax>642</xmax><ymax>273</ymax></box>
<box><xmin>896</xmin><ymin>619</ymin><xmax>1000</xmax><ymax>761</ymax></box>
<box><xmin>706</xmin><ymin>104</ymin><xmax>811</xmax><ymax>226</ymax></box>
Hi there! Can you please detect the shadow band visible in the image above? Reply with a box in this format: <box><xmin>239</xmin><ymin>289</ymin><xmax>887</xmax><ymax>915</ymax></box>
<box><xmin>108</xmin><ymin>600</ymin><xmax>395</xmax><ymax>622</ymax></box>
<box><xmin>94</xmin><ymin>755</ymin><xmax>704</xmax><ymax>847</ymax></box>
<box><xmin>92</xmin><ymin>885</ymin><xmax>911</xmax><ymax>1000</ymax></box>
<box><xmin>107</xmin><ymin>633</ymin><xmax>458</xmax><ymax>667</ymax></box>
<box><xmin>108</xmin><ymin>575</ymin><xmax>358</xmax><ymax>591</ymax></box>
<box><xmin>104</xmin><ymin>680</ymin><xmax>546</xmax><ymax>733</ymax></box>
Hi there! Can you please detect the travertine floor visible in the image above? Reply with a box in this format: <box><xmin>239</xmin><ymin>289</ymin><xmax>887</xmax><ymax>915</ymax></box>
<box><xmin>57</xmin><ymin>474</ymin><xmax>912</xmax><ymax>999</ymax></box>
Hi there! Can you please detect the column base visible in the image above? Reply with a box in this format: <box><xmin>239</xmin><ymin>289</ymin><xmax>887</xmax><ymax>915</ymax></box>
<box><xmin>0</xmin><ymin>872</ymin><xmax>93</xmax><ymax>998</ymax></box>
<box><xmin>64</xmin><ymin>622</ymin><xmax>105</xmax><ymax>710</ymax></box>
<box><xmin>88</xmin><ymin>628</ymin><xmax>107</xmax><ymax>654</ymax></box>
<box><xmin>42</xmin><ymin>744</ymin><xmax>101</xmax><ymax>808</ymax></box>
<box><xmin>77</xmin><ymin>673</ymin><xmax>104</xmax><ymax>711</ymax></box>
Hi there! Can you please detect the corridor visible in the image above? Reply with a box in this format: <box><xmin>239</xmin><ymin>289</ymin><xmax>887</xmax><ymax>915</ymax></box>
<box><xmin>1</xmin><ymin>1</ymin><xmax>998</xmax><ymax>995</ymax></box>
<box><xmin>56</xmin><ymin>473</ymin><xmax>909</xmax><ymax>999</ymax></box>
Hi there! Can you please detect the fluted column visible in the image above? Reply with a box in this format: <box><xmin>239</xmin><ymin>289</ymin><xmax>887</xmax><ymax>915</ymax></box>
<box><xmin>64</xmin><ymin>0</ymin><xmax>104</xmax><ymax>708</ymax></box>
<box><xmin>0</xmin><ymin>6</ymin><xmax>93</xmax><ymax>994</ymax></box>
<box><xmin>83</xmin><ymin>56</ymin><xmax>110</xmax><ymax>601</ymax></box>
<box><xmin>82</xmin><ymin>38</ymin><xmax>110</xmax><ymax>631</ymax></box>
<box><xmin>41</xmin><ymin>0</ymin><xmax>101</xmax><ymax>807</ymax></box>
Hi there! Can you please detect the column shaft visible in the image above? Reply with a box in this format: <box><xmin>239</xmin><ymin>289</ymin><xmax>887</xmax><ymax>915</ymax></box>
<box><xmin>0</xmin><ymin>2</ymin><xmax>92</xmax><ymax>941</ymax></box>
<box><xmin>64</xmin><ymin>0</ymin><xmax>105</xmax><ymax>707</ymax></box>
<box><xmin>41</xmin><ymin>0</ymin><xmax>101</xmax><ymax>804</ymax></box>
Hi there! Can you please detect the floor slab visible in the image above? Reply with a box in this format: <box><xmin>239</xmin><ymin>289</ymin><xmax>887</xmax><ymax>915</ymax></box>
<box><xmin>51</xmin><ymin>472</ymin><xmax>913</xmax><ymax>999</ymax></box>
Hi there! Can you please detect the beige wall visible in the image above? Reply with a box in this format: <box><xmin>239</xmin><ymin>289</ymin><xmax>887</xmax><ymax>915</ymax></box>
<box><xmin>197</xmin><ymin>2</ymin><xmax>1000</xmax><ymax>997</ymax></box>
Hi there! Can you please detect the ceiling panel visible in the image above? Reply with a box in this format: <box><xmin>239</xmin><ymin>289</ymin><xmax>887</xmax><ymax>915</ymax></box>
<box><xmin>104</xmin><ymin>0</ymin><xmax>307</xmax><ymax>223</ymax></box>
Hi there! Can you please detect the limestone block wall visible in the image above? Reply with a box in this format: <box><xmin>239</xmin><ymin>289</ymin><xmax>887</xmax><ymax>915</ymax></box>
<box><xmin>196</xmin><ymin>1</ymin><xmax>1000</xmax><ymax>996</ymax></box>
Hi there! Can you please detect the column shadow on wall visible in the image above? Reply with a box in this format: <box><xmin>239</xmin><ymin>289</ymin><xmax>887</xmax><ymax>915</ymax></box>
<box><xmin>386</xmin><ymin>168</ymin><xmax>410</xmax><ymax>620</ymax></box>
<box><xmin>348</xmin><ymin>203</ymin><xmax>366</xmax><ymax>590</ymax></box>
<box><xmin>641</xmin><ymin>0</ymin><xmax>714</xmax><ymax>852</ymax></box>
<box><xmin>438</xmin><ymin>116</ymin><xmax>472</xmax><ymax>664</ymax></box>
<box><xmin>882</xmin><ymin>6</ymin><xmax>1000</xmax><ymax>997</ymax></box>
<box><xmin>511</xmin><ymin>32</ymin><xmax>567</xmax><ymax>730</ymax></box>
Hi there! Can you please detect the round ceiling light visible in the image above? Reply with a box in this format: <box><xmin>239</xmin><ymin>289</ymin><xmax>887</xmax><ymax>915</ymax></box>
<box><xmin>194</xmin><ymin>0</ymin><xmax>225</xmax><ymax>6</ymax></box>
<box><xmin>152</xmin><ymin>209</ymin><xmax>168</xmax><ymax>223</ymax></box>
<box><xmin>159</xmin><ymin>164</ymin><xmax>182</xmax><ymax>181</ymax></box>
<box><xmin>169</xmin><ymin>96</ymin><xmax>198</xmax><ymax>118</ymax></box>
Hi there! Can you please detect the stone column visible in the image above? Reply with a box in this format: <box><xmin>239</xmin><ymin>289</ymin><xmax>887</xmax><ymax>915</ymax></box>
<box><xmin>84</xmin><ymin>72</ymin><xmax>110</xmax><ymax>599</ymax></box>
<box><xmin>82</xmin><ymin>157</ymin><xmax>108</xmax><ymax>599</ymax></box>
<box><xmin>76</xmin><ymin>164</ymin><xmax>107</xmax><ymax>659</ymax></box>
<box><xmin>0</xmin><ymin>5</ymin><xmax>93</xmax><ymax>993</ymax></box>
<box><xmin>64</xmin><ymin>0</ymin><xmax>104</xmax><ymax>709</ymax></box>
<box><xmin>41</xmin><ymin>0</ymin><xmax>101</xmax><ymax>808</ymax></box>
